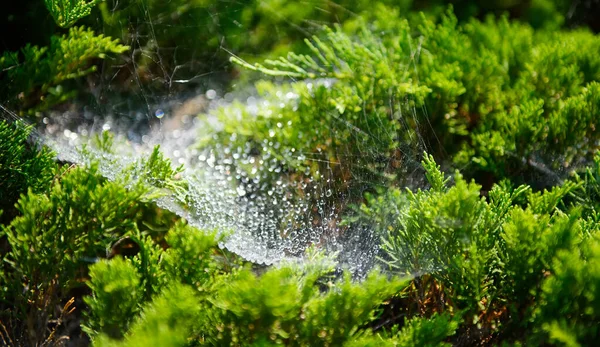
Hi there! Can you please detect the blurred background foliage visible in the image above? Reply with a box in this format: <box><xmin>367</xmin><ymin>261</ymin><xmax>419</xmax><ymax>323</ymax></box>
<box><xmin>2</xmin><ymin>0</ymin><xmax>600</xmax><ymax>116</ymax></box>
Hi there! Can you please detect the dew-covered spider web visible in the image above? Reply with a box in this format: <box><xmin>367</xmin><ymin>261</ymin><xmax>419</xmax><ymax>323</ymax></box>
<box><xmin>7</xmin><ymin>1</ymin><xmax>466</xmax><ymax>274</ymax></box>
<box><xmin>37</xmin><ymin>85</ymin><xmax>427</xmax><ymax>274</ymax></box>
<box><xmin>3</xmin><ymin>1</ymin><xmax>434</xmax><ymax>274</ymax></box>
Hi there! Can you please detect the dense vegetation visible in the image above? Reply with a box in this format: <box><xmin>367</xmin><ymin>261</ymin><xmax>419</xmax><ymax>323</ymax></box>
<box><xmin>2</xmin><ymin>0</ymin><xmax>600</xmax><ymax>346</ymax></box>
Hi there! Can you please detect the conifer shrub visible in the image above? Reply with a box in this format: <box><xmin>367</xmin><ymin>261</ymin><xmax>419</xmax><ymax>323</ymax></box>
<box><xmin>0</xmin><ymin>121</ymin><xmax>57</xmax><ymax>223</ymax></box>
<box><xmin>199</xmin><ymin>20</ymin><xmax>432</xmax><ymax>198</ymax></box>
<box><xmin>83</xmin><ymin>257</ymin><xmax>142</xmax><ymax>339</ymax></box>
<box><xmin>45</xmin><ymin>0</ymin><xmax>101</xmax><ymax>28</ymax></box>
<box><xmin>0</xmin><ymin>0</ymin><xmax>127</xmax><ymax>115</ymax></box>
<box><xmin>93</xmin><ymin>283</ymin><xmax>202</xmax><ymax>347</ymax></box>
<box><xmin>199</xmin><ymin>5</ymin><xmax>600</xmax><ymax>195</ymax></box>
<box><xmin>570</xmin><ymin>153</ymin><xmax>600</xmax><ymax>225</ymax></box>
<box><xmin>350</xmin><ymin>153</ymin><xmax>600</xmax><ymax>344</ymax></box>
<box><xmin>534</xmin><ymin>233</ymin><xmax>600</xmax><ymax>345</ymax></box>
<box><xmin>0</xmin><ymin>163</ymin><xmax>153</xmax><ymax>344</ymax></box>
<box><xmin>97</xmin><ymin>0</ymin><xmax>415</xmax><ymax>86</ymax></box>
<box><xmin>0</xmin><ymin>132</ymin><xmax>184</xmax><ymax>344</ymax></box>
<box><xmin>3</xmin><ymin>0</ymin><xmax>590</xmax><ymax>117</ymax></box>
<box><xmin>72</xmin><ymin>152</ymin><xmax>600</xmax><ymax>346</ymax></box>
<box><xmin>79</xmin><ymin>217</ymin><xmax>414</xmax><ymax>346</ymax></box>
<box><xmin>86</xmin><ymin>243</ymin><xmax>410</xmax><ymax>346</ymax></box>
<box><xmin>0</xmin><ymin>126</ymin><xmax>598</xmax><ymax>345</ymax></box>
<box><xmin>73</xmin><ymin>0</ymin><xmax>583</xmax><ymax>90</ymax></box>
<box><xmin>0</xmin><ymin>27</ymin><xmax>128</xmax><ymax>114</ymax></box>
<box><xmin>4</xmin><ymin>0</ymin><xmax>580</xmax><ymax>114</ymax></box>
<box><xmin>3</xmin><ymin>1</ymin><xmax>600</xmax><ymax>346</ymax></box>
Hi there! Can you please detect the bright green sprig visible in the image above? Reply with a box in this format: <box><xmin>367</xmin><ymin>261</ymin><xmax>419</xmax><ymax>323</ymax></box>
<box><xmin>0</xmin><ymin>120</ymin><xmax>57</xmax><ymax>223</ymax></box>
<box><xmin>1</xmin><ymin>26</ymin><xmax>128</xmax><ymax>114</ymax></box>
<box><xmin>44</xmin><ymin>0</ymin><xmax>101</xmax><ymax>28</ymax></box>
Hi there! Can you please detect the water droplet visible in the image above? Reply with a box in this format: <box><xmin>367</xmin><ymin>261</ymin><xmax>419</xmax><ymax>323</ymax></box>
<box><xmin>155</xmin><ymin>109</ymin><xmax>165</xmax><ymax>119</ymax></box>
<box><xmin>206</xmin><ymin>89</ymin><xmax>217</xmax><ymax>100</ymax></box>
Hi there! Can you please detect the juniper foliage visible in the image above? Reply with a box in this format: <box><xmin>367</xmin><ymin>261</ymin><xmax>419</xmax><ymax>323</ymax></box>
<box><xmin>205</xmin><ymin>6</ymin><xmax>600</xmax><ymax>194</ymax></box>
<box><xmin>2</xmin><ymin>2</ymin><xmax>600</xmax><ymax>346</ymax></box>
<box><xmin>44</xmin><ymin>0</ymin><xmax>101</xmax><ymax>28</ymax></box>
<box><xmin>0</xmin><ymin>27</ymin><xmax>128</xmax><ymax>114</ymax></box>
<box><xmin>1</xmin><ymin>0</ymin><xmax>127</xmax><ymax>115</ymax></box>
<box><xmin>0</xmin><ymin>121</ymin><xmax>57</xmax><ymax>223</ymax></box>
<box><xmin>353</xmin><ymin>153</ymin><xmax>599</xmax><ymax>344</ymax></box>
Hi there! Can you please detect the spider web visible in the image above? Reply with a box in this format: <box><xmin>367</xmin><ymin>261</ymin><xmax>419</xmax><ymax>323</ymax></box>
<box><xmin>29</xmin><ymin>0</ymin><xmax>438</xmax><ymax>274</ymax></box>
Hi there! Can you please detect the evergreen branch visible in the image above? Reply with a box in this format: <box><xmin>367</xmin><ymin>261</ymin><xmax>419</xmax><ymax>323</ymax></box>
<box><xmin>44</xmin><ymin>0</ymin><xmax>101</xmax><ymax>28</ymax></box>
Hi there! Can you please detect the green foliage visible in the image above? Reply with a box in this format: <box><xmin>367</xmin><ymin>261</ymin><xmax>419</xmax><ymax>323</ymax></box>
<box><xmin>394</xmin><ymin>313</ymin><xmax>459</xmax><ymax>347</ymax></box>
<box><xmin>209</xmin><ymin>6</ymin><xmax>600</xmax><ymax>194</ymax></box>
<box><xmin>535</xmin><ymin>234</ymin><xmax>600</xmax><ymax>346</ymax></box>
<box><xmin>44</xmin><ymin>0</ymin><xmax>101</xmax><ymax>28</ymax></box>
<box><xmin>79</xmin><ymin>136</ymin><xmax>189</xmax><ymax>204</ymax></box>
<box><xmin>375</xmin><ymin>155</ymin><xmax>488</xmax><ymax>278</ymax></box>
<box><xmin>210</xmin><ymin>266</ymin><xmax>323</xmax><ymax>345</ymax></box>
<box><xmin>67</xmin><ymin>211</ymin><xmax>404</xmax><ymax>345</ymax></box>
<box><xmin>205</xmin><ymin>23</ymin><xmax>431</xmax><ymax>195</ymax></box>
<box><xmin>80</xmin><ymin>219</ymin><xmax>234</xmax><ymax>344</ymax></box>
<box><xmin>0</xmin><ymin>120</ymin><xmax>57</xmax><ymax>223</ymax></box>
<box><xmin>87</xmin><ymin>0</ymin><xmax>581</xmax><ymax>95</ymax></box>
<box><xmin>499</xmin><ymin>210</ymin><xmax>580</xmax><ymax>326</ymax></box>
<box><xmin>570</xmin><ymin>153</ymin><xmax>600</xmax><ymax>223</ymax></box>
<box><xmin>463</xmin><ymin>81</ymin><xmax>600</xmax><ymax>184</ymax></box>
<box><xmin>1</xmin><ymin>0</ymin><xmax>127</xmax><ymax>115</ymax></box>
<box><xmin>97</xmin><ymin>0</ymin><xmax>414</xmax><ymax>88</ymax></box>
<box><xmin>353</xmin><ymin>154</ymin><xmax>595</xmax><ymax>342</ymax></box>
<box><xmin>91</xmin><ymin>251</ymin><xmax>408</xmax><ymax>346</ymax></box>
<box><xmin>129</xmin><ymin>146</ymin><xmax>188</xmax><ymax>201</ymax></box>
<box><xmin>95</xmin><ymin>284</ymin><xmax>203</xmax><ymax>347</ymax></box>
<box><xmin>84</xmin><ymin>257</ymin><xmax>143</xmax><ymax>339</ymax></box>
<box><xmin>453</xmin><ymin>26</ymin><xmax>600</xmax><ymax>183</ymax></box>
<box><xmin>0</xmin><ymin>164</ymin><xmax>151</xmax><ymax>322</ymax></box>
<box><xmin>0</xmin><ymin>26</ymin><xmax>128</xmax><ymax>114</ymax></box>
<box><xmin>422</xmin><ymin>153</ymin><xmax>450</xmax><ymax>192</ymax></box>
<box><xmin>415</xmin><ymin>11</ymin><xmax>600</xmax><ymax>173</ymax></box>
<box><xmin>297</xmin><ymin>271</ymin><xmax>406</xmax><ymax>346</ymax></box>
<box><xmin>3</xmin><ymin>2</ymin><xmax>600</xmax><ymax>346</ymax></box>
<box><xmin>3</xmin><ymin>0</ymin><xmax>592</xmax><ymax>114</ymax></box>
<box><xmin>345</xmin><ymin>312</ymin><xmax>458</xmax><ymax>347</ymax></box>
<box><xmin>162</xmin><ymin>222</ymin><xmax>223</xmax><ymax>288</ymax></box>
<box><xmin>127</xmin><ymin>234</ymin><xmax>167</xmax><ymax>299</ymax></box>
<box><xmin>0</xmin><ymin>137</ymin><xmax>186</xmax><ymax>344</ymax></box>
<box><xmin>3</xmin><ymin>164</ymin><xmax>149</xmax><ymax>289</ymax></box>
<box><xmin>0</xmin><ymin>165</ymin><xmax>141</xmax><ymax>343</ymax></box>
<box><xmin>526</xmin><ymin>0</ymin><xmax>567</xmax><ymax>29</ymax></box>
<box><xmin>83</xmin><ymin>218</ymin><xmax>409</xmax><ymax>346</ymax></box>
<box><xmin>212</xmin><ymin>267</ymin><xmax>404</xmax><ymax>346</ymax></box>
